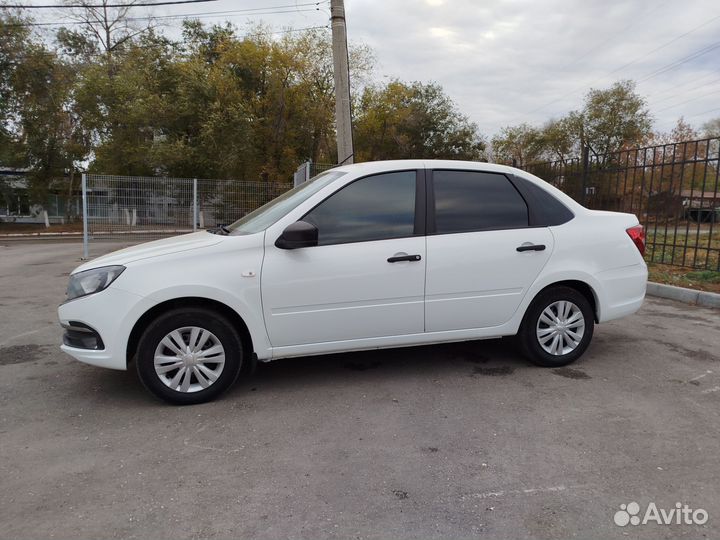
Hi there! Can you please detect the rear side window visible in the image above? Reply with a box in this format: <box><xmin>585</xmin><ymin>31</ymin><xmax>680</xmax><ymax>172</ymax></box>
<box><xmin>507</xmin><ymin>174</ymin><xmax>574</xmax><ymax>226</ymax></box>
<box><xmin>432</xmin><ymin>170</ymin><xmax>528</xmax><ymax>233</ymax></box>
<box><xmin>304</xmin><ymin>171</ymin><xmax>417</xmax><ymax>245</ymax></box>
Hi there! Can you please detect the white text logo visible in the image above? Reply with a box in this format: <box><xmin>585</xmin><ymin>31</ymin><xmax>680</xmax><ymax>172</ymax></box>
<box><xmin>614</xmin><ymin>501</ymin><xmax>708</xmax><ymax>526</ymax></box>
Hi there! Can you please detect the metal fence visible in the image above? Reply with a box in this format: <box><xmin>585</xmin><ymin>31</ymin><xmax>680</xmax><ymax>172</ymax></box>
<box><xmin>522</xmin><ymin>137</ymin><xmax>720</xmax><ymax>270</ymax></box>
<box><xmin>82</xmin><ymin>174</ymin><xmax>292</xmax><ymax>257</ymax></box>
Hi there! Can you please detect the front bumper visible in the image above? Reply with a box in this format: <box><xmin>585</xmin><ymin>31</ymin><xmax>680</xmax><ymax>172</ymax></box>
<box><xmin>58</xmin><ymin>286</ymin><xmax>148</xmax><ymax>371</ymax></box>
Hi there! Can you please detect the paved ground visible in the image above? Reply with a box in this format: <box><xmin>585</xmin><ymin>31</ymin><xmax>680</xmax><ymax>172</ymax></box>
<box><xmin>1</xmin><ymin>241</ymin><xmax>719</xmax><ymax>540</ymax></box>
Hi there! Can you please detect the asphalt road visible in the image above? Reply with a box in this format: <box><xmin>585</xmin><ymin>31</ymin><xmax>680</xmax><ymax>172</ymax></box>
<box><xmin>1</xmin><ymin>241</ymin><xmax>718</xmax><ymax>540</ymax></box>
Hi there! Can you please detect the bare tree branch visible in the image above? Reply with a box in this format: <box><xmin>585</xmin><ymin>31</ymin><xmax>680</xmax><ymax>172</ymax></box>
<box><xmin>61</xmin><ymin>0</ymin><xmax>155</xmax><ymax>55</ymax></box>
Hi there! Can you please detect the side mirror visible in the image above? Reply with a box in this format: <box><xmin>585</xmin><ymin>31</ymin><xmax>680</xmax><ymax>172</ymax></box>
<box><xmin>275</xmin><ymin>220</ymin><xmax>318</xmax><ymax>249</ymax></box>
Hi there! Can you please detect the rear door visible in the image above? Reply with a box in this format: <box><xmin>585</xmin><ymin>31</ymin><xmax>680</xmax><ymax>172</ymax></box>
<box><xmin>425</xmin><ymin>169</ymin><xmax>554</xmax><ymax>332</ymax></box>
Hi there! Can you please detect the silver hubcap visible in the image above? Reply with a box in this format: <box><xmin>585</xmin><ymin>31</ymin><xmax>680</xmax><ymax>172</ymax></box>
<box><xmin>536</xmin><ymin>300</ymin><xmax>585</xmax><ymax>356</ymax></box>
<box><xmin>153</xmin><ymin>326</ymin><xmax>225</xmax><ymax>393</ymax></box>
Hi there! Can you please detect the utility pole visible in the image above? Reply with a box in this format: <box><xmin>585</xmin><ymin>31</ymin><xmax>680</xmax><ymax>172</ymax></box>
<box><xmin>330</xmin><ymin>0</ymin><xmax>354</xmax><ymax>165</ymax></box>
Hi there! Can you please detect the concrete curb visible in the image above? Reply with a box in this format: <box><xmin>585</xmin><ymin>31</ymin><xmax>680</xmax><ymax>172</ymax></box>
<box><xmin>0</xmin><ymin>232</ymin><xmax>82</xmax><ymax>238</ymax></box>
<box><xmin>647</xmin><ymin>281</ymin><xmax>720</xmax><ymax>309</ymax></box>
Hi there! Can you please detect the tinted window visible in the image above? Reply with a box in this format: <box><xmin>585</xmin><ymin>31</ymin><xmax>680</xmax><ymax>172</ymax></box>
<box><xmin>304</xmin><ymin>171</ymin><xmax>416</xmax><ymax>245</ymax></box>
<box><xmin>507</xmin><ymin>174</ymin><xmax>574</xmax><ymax>226</ymax></box>
<box><xmin>433</xmin><ymin>170</ymin><xmax>528</xmax><ymax>233</ymax></box>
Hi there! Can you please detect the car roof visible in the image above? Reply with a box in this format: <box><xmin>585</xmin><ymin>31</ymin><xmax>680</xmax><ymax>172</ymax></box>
<box><xmin>332</xmin><ymin>159</ymin><xmax>515</xmax><ymax>175</ymax></box>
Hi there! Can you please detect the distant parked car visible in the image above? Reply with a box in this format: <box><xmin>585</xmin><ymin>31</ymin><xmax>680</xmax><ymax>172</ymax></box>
<box><xmin>59</xmin><ymin>160</ymin><xmax>647</xmax><ymax>404</ymax></box>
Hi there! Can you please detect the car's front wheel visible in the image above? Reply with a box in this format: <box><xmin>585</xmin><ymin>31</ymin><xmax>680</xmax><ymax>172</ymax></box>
<box><xmin>518</xmin><ymin>286</ymin><xmax>594</xmax><ymax>367</ymax></box>
<box><xmin>136</xmin><ymin>307</ymin><xmax>243</xmax><ymax>405</ymax></box>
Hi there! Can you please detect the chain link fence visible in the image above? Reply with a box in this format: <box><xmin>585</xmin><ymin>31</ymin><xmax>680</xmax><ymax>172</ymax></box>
<box><xmin>82</xmin><ymin>174</ymin><xmax>292</xmax><ymax>257</ymax></box>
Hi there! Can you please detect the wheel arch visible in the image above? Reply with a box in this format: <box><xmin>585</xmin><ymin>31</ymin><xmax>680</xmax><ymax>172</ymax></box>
<box><xmin>126</xmin><ymin>297</ymin><xmax>254</xmax><ymax>367</ymax></box>
<box><xmin>533</xmin><ymin>279</ymin><xmax>599</xmax><ymax>323</ymax></box>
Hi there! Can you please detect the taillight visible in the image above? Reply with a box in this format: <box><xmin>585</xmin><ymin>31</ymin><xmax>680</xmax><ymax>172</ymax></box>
<box><xmin>626</xmin><ymin>225</ymin><xmax>645</xmax><ymax>256</ymax></box>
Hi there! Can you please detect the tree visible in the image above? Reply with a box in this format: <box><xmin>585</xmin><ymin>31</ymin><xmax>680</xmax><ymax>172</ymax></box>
<box><xmin>72</xmin><ymin>29</ymin><xmax>180</xmax><ymax>176</ymax></box>
<box><xmin>492</xmin><ymin>81</ymin><xmax>653</xmax><ymax>166</ymax></box>
<box><xmin>668</xmin><ymin>117</ymin><xmax>698</xmax><ymax>143</ymax></box>
<box><xmin>0</xmin><ymin>9</ymin><xmax>89</xmax><ymax>217</ymax></box>
<box><xmin>540</xmin><ymin>116</ymin><xmax>580</xmax><ymax>162</ymax></box>
<box><xmin>69</xmin><ymin>22</ymin><xmax>374</xmax><ymax>182</ymax></box>
<box><xmin>651</xmin><ymin>117</ymin><xmax>698</xmax><ymax>146</ymax></box>
<box><xmin>701</xmin><ymin>117</ymin><xmax>720</xmax><ymax>138</ymax></box>
<box><xmin>578</xmin><ymin>80</ymin><xmax>652</xmax><ymax>156</ymax></box>
<box><xmin>61</xmin><ymin>0</ymin><xmax>153</xmax><ymax>56</ymax></box>
<box><xmin>354</xmin><ymin>81</ymin><xmax>486</xmax><ymax>162</ymax></box>
<box><xmin>491</xmin><ymin>123</ymin><xmax>543</xmax><ymax>167</ymax></box>
<box><xmin>0</xmin><ymin>10</ymin><xmax>32</xmax><ymax>166</ymax></box>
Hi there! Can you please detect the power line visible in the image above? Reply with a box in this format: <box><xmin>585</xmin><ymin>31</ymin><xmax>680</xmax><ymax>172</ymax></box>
<box><xmin>4</xmin><ymin>23</ymin><xmax>330</xmax><ymax>60</ymax></box>
<box><xmin>557</xmin><ymin>0</ymin><xmax>669</xmax><ymax>73</ymax></box>
<box><xmin>2</xmin><ymin>0</ymin><xmax>218</xmax><ymax>8</ymax></box>
<box><xmin>143</xmin><ymin>5</ymin><xmax>323</xmax><ymax>22</ymax></box>
<box><xmin>649</xmin><ymin>73</ymin><xmax>720</xmax><ymax>105</ymax></box>
<box><xmin>637</xmin><ymin>41</ymin><xmax>720</xmax><ymax>83</ymax></box>
<box><xmin>512</xmin><ymin>13</ymin><xmax>720</xmax><ymax>121</ymax></box>
<box><xmin>646</xmin><ymin>70</ymin><xmax>720</xmax><ymax>103</ymax></box>
<box><xmin>3</xmin><ymin>2</ymin><xmax>324</xmax><ymax>26</ymax></box>
<box><xmin>655</xmin><ymin>87</ymin><xmax>720</xmax><ymax>113</ymax></box>
<box><xmin>687</xmin><ymin>106</ymin><xmax>720</xmax><ymax>118</ymax></box>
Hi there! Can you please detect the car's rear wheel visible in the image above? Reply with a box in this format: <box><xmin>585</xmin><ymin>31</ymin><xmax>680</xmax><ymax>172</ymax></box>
<box><xmin>136</xmin><ymin>308</ymin><xmax>243</xmax><ymax>405</ymax></box>
<box><xmin>518</xmin><ymin>286</ymin><xmax>594</xmax><ymax>367</ymax></box>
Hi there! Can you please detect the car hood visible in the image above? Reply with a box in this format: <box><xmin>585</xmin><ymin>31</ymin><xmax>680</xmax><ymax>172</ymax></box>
<box><xmin>73</xmin><ymin>231</ymin><xmax>225</xmax><ymax>273</ymax></box>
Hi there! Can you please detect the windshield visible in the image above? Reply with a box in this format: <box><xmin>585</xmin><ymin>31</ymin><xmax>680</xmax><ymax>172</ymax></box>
<box><xmin>227</xmin><ymin>170</ymin><xmax>347</xmax><ymax>235</ymax></box>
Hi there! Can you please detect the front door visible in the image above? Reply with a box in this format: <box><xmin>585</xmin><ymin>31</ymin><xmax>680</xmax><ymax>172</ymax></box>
<box><xmin>262</xmin><ymin>170</ymin><xmax>426</xmax><ymax>347</ymax></box>
<box><xmin>425</xmin><ymin>169</ymin><xmax>554</xmax><ymax>332</ymax></box>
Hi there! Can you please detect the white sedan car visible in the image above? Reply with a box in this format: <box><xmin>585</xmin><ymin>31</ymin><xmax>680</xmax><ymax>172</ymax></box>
<box><xmin>59</xmin><ymin>160</ymin><xmax>647</xmax><ymax>404</ymax></box>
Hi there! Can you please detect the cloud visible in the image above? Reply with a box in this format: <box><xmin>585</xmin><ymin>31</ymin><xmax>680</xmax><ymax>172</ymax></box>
<box><xmin>346</xmin><ymin>0</ymin><xmax>720</xmax><ymax>136</ymax></box>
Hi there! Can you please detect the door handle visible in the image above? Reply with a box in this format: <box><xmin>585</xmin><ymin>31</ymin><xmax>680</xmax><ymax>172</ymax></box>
<box><xmin>387</xmin><ymin>254</ymin><xmax>422</xmax><ymax>263</ymax></box>
<box><xmin>516</xmin><ymin>244</ymin><xmax>546</xmax><ymax>252</ymax></box>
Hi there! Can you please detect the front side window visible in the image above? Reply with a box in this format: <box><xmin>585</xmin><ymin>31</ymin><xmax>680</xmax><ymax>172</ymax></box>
<box><xmin>432</xmin><ymin>170</ymin><xmax>528</xmax><ymax>234</ymax></box>
<box><xmin>303</xmin><ymin>171</ymin><xmax>417</xmax><ymax>245</ymax></box>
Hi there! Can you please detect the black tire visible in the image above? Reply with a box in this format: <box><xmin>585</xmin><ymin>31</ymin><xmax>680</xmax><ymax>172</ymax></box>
<box><xmin>136</xmin><ymin>307</ymin><xmax>243</xmax><ymax>405</ymax></box>
<box><xmin>518</xmin><ymin>286</ymin><xmax>594</xmax><ymax>367</ymax></box>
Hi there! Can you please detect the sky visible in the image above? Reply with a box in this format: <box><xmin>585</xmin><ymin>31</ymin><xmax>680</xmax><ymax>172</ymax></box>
<box><xmin>23</xmin><ymin>0</ymin><xmax>720</xmax><ymax>138</ymax></box>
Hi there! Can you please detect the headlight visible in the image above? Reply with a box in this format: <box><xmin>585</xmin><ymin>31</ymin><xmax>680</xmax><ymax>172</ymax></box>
<box><xmin>66</xmin><ymin>265</ymin><xmax>125</xmax><ymax>301</ymax></box>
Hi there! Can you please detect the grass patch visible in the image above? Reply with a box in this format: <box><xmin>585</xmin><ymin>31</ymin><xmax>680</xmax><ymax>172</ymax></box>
<box><xmin>644</xmin><ymin>225</ymin><xmax>720</xmax><ymax>269</ymax></box>
<box><xmin>648</xmin><ymin>263</ymin><xmax>720</xmax><ymax>294</ymax></box>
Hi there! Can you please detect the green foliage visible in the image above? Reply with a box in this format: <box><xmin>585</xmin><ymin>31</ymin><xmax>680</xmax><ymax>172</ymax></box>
<box><xmin>354</xmin><ymin>81</ymin><xmax>486</xmax><ymax>161</ymax></box>
<box><xmin>0</xmin><ymin>10</ymin><xmax>89</xmax><ymax>207</ymax></box>
<box><xmin>0</xmin><ymin>11</ymin><xmax>32</xmax><ymax>167</ymax></box>
<box><xmin>491</xmin><ymin>123</ymin><xmax>543</xmax><ymax>167</ymax></box>
<box><xmin>686</xmin><ymin>270</ymin><xmax>720</xmax><ymax>283</ymax></box>
<box><xmin>580</xmin><ymin>80</ymin><xmax>652</xmax><ymax>156</ymax></box>
<box><xmin>67</xmin><ymin>23</ymin><xmax>376</xmax><ymax>182</ymax></box>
